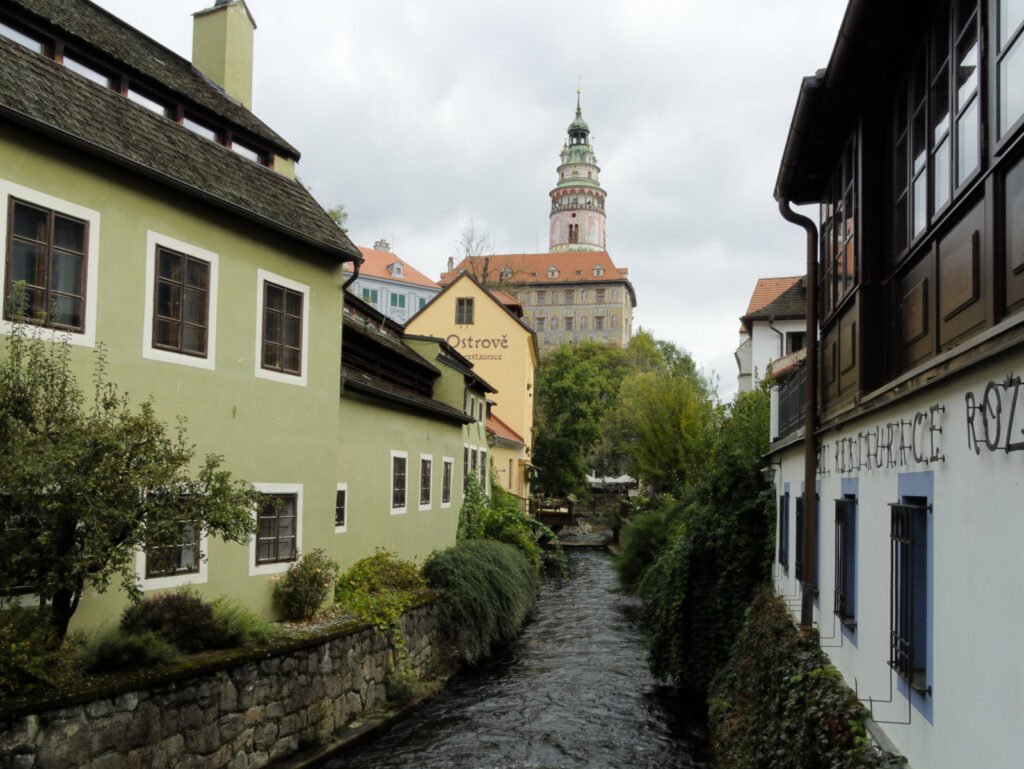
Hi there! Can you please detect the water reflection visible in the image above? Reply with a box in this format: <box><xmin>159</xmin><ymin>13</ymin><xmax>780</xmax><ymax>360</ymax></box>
<box><xmin>325</xmin><ymin>550</ymin><xmax>711</xmax><ymax>769</ymax></box>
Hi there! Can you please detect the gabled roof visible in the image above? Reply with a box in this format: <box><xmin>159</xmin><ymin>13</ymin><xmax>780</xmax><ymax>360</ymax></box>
<box><xmin>348</xmin><ymin>247</ymin><xmax>440</xmax><ymax>289</ymax></box>
<box><xmin>0</xmin><ymin>34</ymin><xmax>359</xmax><ymax>260</ymax></box>
<box><xmin>8</xmin><ymin>0</ymin><xmax>298</xmax><ymax>157</ymax></box>
<box><xmin>439</xmin><ymin>251</ymin><xmax>636</xmax><ymax>306</ymax></box>
<box><xmin>744</xmin><ymin>276</ymin><xmax>802</xmax><ymax>316</ymax></box>
<box><xmin>486</xmin><ymin>412</ymin><xmax>525</xmax><ymax>447</ymax></box>
<box><xmin>411</xmin><ymin>271</ymin><xmax>540</xmax><ymax>362</ymax></box>
<box><xmin>740</xmin><ymin>276</ymin><xmax>806</xmax><ymax>333</ymax></box>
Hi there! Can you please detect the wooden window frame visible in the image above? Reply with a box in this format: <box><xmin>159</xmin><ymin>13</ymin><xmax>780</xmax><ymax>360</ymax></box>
<box><xmin>152</xmin><ymin>246</ymin><xmax>210</xmax><ymax>358</ymax></box>
<box><xmin>391</xmin><ymin>452</ymin><xmax>408</xmax><ymax>513</ymax></box>
<box><xmin>4</xmin><ymin>197</ymin><xmax>88</xmax><ymax>332</ymax></box>
<box><xmin>145</xmin><ymin>520</ymin><xmax>200</xmax><ymax>579</ymax></box>
<box><xmin>419</xmin><ymin>456</ymin><xmax>432</xmax><ymax>508</ymax></box>
<box><xmin>455</xmin><ymin>297</ymin><xmax>474</xmax><ymax>324</ymax></box>
<box><xmin>441</xmin><ymin>458</ymin><xmax>453</xmax><ymax>506</ymax></box>
<box><xmin>335</xmin><ymin>485</ymin><xmax>347</xmax><ymax>531</ymax></box>
<box><xmin>261</xmin><ymin>280</ymin><xmax>303</xmax><ymax>376</ymax></box>
<box><xmin>255</xmin><ymin>493</ymin><xmax>297</xmax><ymax>565</ymax></box>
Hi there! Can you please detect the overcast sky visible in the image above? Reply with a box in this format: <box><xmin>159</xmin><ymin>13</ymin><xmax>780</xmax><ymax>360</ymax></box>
<box><xmin>95</xmin><ymin>0</ymin><xmax>848</xmax><ymax>399</ymax></box>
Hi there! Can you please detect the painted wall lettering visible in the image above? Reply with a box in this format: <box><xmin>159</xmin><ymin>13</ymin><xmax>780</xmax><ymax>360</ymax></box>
<box><xmin>818</xmin><ymin>404</ymin><xmax>945</xmax><ymax>476</ymax></box>
<box><xmin>965</xmin><ymin>374</ymin><xmax>1024</xmax><ymax>454</ymax></box>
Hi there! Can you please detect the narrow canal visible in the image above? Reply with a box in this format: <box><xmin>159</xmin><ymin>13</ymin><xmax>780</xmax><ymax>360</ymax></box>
<box><xmin>325</xmin><ymin>549</ymin><xmax>712</xmax><ymax>769</ymax></box>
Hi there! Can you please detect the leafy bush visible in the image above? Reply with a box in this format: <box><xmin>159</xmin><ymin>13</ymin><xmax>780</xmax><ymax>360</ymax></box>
<box><xmin>459</xmin><ymin>474</ymin><xmax>564</xmax><ymax>572</ymax></box>
<box><xmin>335</xmin><ymin>548</ymin><xmax>426</xmax><ymax>601</ymax></box>
<box><xmin>210</xmin><ymin>596</ymin><xmax>280</xmax><ymax>646</ymax></box>
<box><xmin>273</xmin><ymin>548</ymin><xmax>340</xmax><ymax>621</ymax></box>
<box><xmin>709</xmin><ymin>591</ymin><xmax>905</xmax><ymax>769</ymax></box>
<box><xmin>120</xmin><ymin>588</ymin><xmax>226</xmax><ymax>653</ymax></box>
<box><xmin>613</xmin><ymin>498</ymin><xmax>681</xmax><ymax>592</ymax></box>
<box><xmin>632</xmin><ymin>388</ymin><xmax>774</xmax><ymax>694</ymax></box>
<box><xmin>83</xmin><ymin>629</ymin><xmax>180</xmax><ymax>672</ymax></box>
<box><xmin>0</xmin><ymin>605</ymin><xmax>78</xmax><ymax>696</ymax></box>
<box><xmin>423</xmin><ymin>539</ymin><xmax>538</xmax><ymax>665</ymax></box>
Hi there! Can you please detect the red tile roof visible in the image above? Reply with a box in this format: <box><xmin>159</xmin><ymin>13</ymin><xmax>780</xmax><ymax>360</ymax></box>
<box><xmin>349</xmin><ymin>247</ymin><xmax>439</xmax><ymax>289</ymax></box>
<box><xmin>440</xmin><ymin>251</ymin><xmax>630</xmax><ymax>286</ymax></box>
<box><xmin>487</xmin><ymin>412</ymin><xmax>526</xmax><ymax>445</ymax></box>
<box><xmin>744</xmin><ymin>276</ymin><xmax>802</xmax><ymax>315</ymax></box>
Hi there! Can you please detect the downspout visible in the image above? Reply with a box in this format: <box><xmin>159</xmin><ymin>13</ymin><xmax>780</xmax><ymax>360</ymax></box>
<box><xmin>341</xmin><ymin>257</ymin><xmax>361</xmax><ymax>291</ymax></box>
<box><xmin>768</xmin><ymin>313</ymin><xmax>785</xmax><ymax>360</ymax></box>
<box><xmin>778</xmin><ymin>198</ymin><xmax>818</xmax><ymax>631</ymax></box>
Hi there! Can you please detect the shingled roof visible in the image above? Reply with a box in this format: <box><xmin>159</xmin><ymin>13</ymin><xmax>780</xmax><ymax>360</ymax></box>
<box><xmin>0</xmin><ymin>34</ymin><xmax>359</xmax><ymax>260</ymax></box>
<box><xmin>740</xmin><ymin>276</ymin><xmax>806</xmax><ymax>332</ymax></box>
<box><xmin>8</xmin><ymin>0</ymin><xmax>298</xmax><ymax>157</ymax></box>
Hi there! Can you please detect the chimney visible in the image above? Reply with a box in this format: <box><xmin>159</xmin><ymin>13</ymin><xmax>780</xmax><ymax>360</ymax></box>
<box><xmin>447</xmin><ymin>256</ymin><xmax>454</xmax><ymax>272</ymax></box>
<box><xmin>374</xmin><ymin>238</ymin><xmax>392</xmax><ymax>253</ymax></box>
<box><xmin>192</xmin><ymin>1</ymin><xmax>256</xmax><ymax>109</ymax></box>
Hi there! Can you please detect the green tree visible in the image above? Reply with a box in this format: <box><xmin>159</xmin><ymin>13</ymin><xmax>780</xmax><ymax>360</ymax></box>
<box><xmin>327</xmin><ymin>204</ymin><xmax>348</xmax><ymax>232</ymax></box>
<box><xmin>0</xmin><ymin>320</ymin><xmax>259</xmax><ymax>641</ymax></box>
<box><xmin>532</xmin><ymin>341</ymin><xmax>630</xmax><ymax>496</ymax></box>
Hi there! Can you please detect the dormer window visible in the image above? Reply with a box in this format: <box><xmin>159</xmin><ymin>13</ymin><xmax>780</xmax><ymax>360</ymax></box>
<box><xmin>501</xmin><ymin>266</ymin><xmax>512</xmax><ymax>280</ymax></box>
<box><xmin>547</xmin><ymin>266</ymin><xmax>559</xmax><ymax>279</ymax></box>
<box><xmin>127</xmin><ymin>87</ymin><xmax>169</xmax><ymax>117</ymax></box>
<box><xmin>389</xmin><ymin>262</ymin><xmax>404</xmax><ymax>277</ymax></box>
<box><xmin>592</xmin><ymin>264</ymin><xmax>604</xmax><ymax>277</ymax></box>
<box><xmin>0</xmin><ymin>19</ymin><xmax>43</xmax><ymax>54</ymax></box>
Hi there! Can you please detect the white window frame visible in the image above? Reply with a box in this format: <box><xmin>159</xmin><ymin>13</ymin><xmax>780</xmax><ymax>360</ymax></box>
<box><xmin>0</xmin><ymin>178</ymin><xmax>101</xmax><ymax>347</ymax></box>
<box><xmin>254</xmin><ymin>268</ymin><xmax>309</xmax><ymax>387</ymax></box>
<box><xmin>390</xmin><ymin>450</ymin><xmax>408</xmax><ymax>515</ymax></box>
<box><xmin>142</xmin><ymin>230</ymin><xmax>219</xmax><ymax>370</ymax></box>
<box><xmin>441</xmin><ymin>456</ymin><xmax>454</xmax><ymax>508</ymax></box>
<box><xmin>249</xmin><ymin>482</ymin><xmax>303</xmax><ymax>576</ymax></box>
<box><xmin>335</xmin><ymin>482</ymin><xmax>348</xmax><ymax>533</ymax></box>
<box><xmin>418</xmin><ymin>453</ymin><xmax>433</xmax><ymax>511</ymax></box>
<box><xmin>135</xmin><ymin>526</ymin><xmax>208</xmax><ymax>591</ymax></box>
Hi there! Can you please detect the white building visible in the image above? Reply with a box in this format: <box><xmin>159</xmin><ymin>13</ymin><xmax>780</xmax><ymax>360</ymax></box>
<box><xmin>770</xmin><ymin>2</ymin><xmax>1024</xmax><ymax>767</ymax></box>
<box><xmin>344</xmin><ymin>239</ymin><xmax>440</xmax><ymax>325</ymax></box>
<box><xmin>735</xmin><ymin>276</ymin><xmax>805</xmax><ymax>392</ymax></box>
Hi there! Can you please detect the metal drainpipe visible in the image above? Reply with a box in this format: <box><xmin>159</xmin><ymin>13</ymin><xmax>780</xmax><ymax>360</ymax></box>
<box><xmin>768</xmin><ymin>313</ymin><xmax>785</xmax><ymax>362</ymax></box>
<box><xmin>778</xmin><ymin>198</ymin><xmax>818</xmax><ymax>631</ymax></box>
<box><xmin>341</xmin><ymin>257</ymin><xmax>361</xmax><ymax>291</ymax></box>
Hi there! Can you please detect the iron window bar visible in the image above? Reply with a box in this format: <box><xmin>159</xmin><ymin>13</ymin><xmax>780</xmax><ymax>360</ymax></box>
<box><xmin>888</xmin><ymin>500</ymin><xmax>932</xmax><ymax>696</ymax></box>
<box><xmin>834</xmin><ymin>497</ymin><xmax>856</xmax><ymax>629</ymax></box>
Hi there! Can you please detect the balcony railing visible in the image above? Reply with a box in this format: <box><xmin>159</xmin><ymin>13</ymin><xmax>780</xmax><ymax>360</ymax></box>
<box><xmin>777</xmin><ymin>363</ymin><xmax>806</xmax><ymax>439</ymax></box>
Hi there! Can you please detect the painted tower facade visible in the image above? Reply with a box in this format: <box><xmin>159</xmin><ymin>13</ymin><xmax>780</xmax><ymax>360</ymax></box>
<box><xmin>549</xmin><ymin>93</ymin><xmax>607</xmax><ymax>252</ymax></box>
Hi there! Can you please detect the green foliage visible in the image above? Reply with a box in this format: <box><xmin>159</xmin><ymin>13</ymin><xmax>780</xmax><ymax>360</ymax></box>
<box><xmin>633</xmin><ymin>387</ymin><xmax>774</xmax><ymax>694</ymax></box>
<box><xmin>709</xmin><ymin>592</ymin><xmax>903</xmax><ymax>769</ymax></box>
<box><xmin>335</xmin><ymin>549</ymin><xmax>427</xmax><ymax>694</ymax></box>
<box><xmin>272</xmin><ymin>548</ymin><xmax>340</xmax><ymax>621</ymax></box>
<box><xmin>0</xmin><ymin>605</ymin><xmax>80</xmax><ymax>696</ymax></box>
<box><xmin>327</xmin><ymin>203</ymin><xmax>348</xmax><ymax>232</ymax></box>
<box><xmin>120</xmin><ymin>588</ymin><xmax>226</xmax><ymax>653</ymax></box>
<box><xmin>423</xmin><ymin>539</ymin><xmax>538</xmax><ymax>665</ymax></box>
<box><xmin>0</xmin><ymin>313</ymin><xmax>259</xmax><ymax>640</ymax></box>
<box><xmin>82</xmin><ymin>628</ymin><xmax>181</xmax><ymax>673</ymax></box>
<box><xmin>210</xmin><ymin>596</ymin><xmax>281</xmax><ymax>646</ymax></box>
<box><xmin>612</xmin><ymin>498</ymin><xmax>681</xmax><ymax>592</ymax></box>
<box><xmin>458</xmin><ymin>474</ymin><xmax>564</xmax><ymax>571</ymax></box>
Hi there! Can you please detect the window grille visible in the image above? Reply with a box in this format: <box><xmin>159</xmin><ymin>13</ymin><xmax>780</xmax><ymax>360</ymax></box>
<box><xmin>889</xmin><ymin>500</ymin><xmax>929</xmax><ymax>691</ymax></box>
<box><xmin>834</xmin><ymin>497</ymin><xmax>857</xmax><ymax>625</ymax></box>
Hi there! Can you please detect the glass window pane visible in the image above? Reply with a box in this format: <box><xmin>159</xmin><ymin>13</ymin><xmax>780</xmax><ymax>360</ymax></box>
<box><xmin>0</xmin><ymin>20</ymin><xmax>43</xmax><ymax>53</ymax></box>
<box><xmin>1003</xmin><ymin>0</ymin><xmax>1024</xmax><ymax>49</ymax></box>
<box><xmin>265</xmin><ymin>283</ymin><xmax>283</xmax><ymax>311</ymax></box>
<box><xmin>51</xmin><ymin>250</ymin><xmax>82</xmax><ymax>295</ymax></box>
<box><xmin>53</xmin><ymin>217</ymin><xmax>85</xmax><ymax>253</ymax></box>
<box><xmin>182</xmin><ymin>116</ymin><xmax>217</xmax><ymax>142</ymax></box>
<box><xmin>183</xmin><ymin>288</ymin><xmax>203</xmax><ymax>324</ymax></box>
<box><xmin>182</xmin><ymin>325</ymin><xmax>203</xmax><ymax>354</ymax></box>
<box><xmin>264</xmin><ymin>309</ymin><xmax>279</xmax><ymax>343</ymax></box>
<box><xmin>1007</xmin><ymin>155</ymin><xmax>1024</xmax><ymax>273</ymax></box>
<box><xmin>957</xmin><ymin>31</ymin><xmax>979</xmax><ymax>109</ymax></box>
<box><xmin>933</xmin><ymin>138</ymin><xmax>951</xmax><ymax>210</ymax></box>
<box><xmin>957</xmin><ymin>99</ymin><xmax>980</xmax><ymax>184</ymax></box>
<box><xmin>263</xmin><ymin>342</ymin><xmax>280</xmax><ymax>368</ymax></box>
<box><xmin>1000</xmin><ymin>36</ymin><xmax>1024</xmax><ymax>135</ymax></box>
<box><xmin>157</xmin><ymin>282</ymin><xmax>180</xmax><ymax>318</ymax></box>
<box><xmin>154</xmin><ymin>318</ymin><xmax>179</xmax><ymax>348</ymax></box>
<box><xmin>258</xmin><ymin>540</ymin><xmax>274</xmax><ymax>561</ymax></box>
<box><xmin>63</xmin><ymin>56</ymin><xmax>109</xmax><ymax>87</ymax></box>
<box><xmin>284</xmin><ymin>316</ymin><xmax>300</xmax><ymax>347</ymax></box>
<box><xmin>932</xmin><ymin>70</ymin><xmax>950</xmax><ymax>142</ymax></box>
<box><xmin>158</xmin><ymin>250</ymin><xmax>182</xmax><ymax>281</ymax></box>
<box><xmin>185</xmin><ymin>260</ymin><xmax>209</xmax><ymax>289</ymax></box>
<box><xmin>127</xmin><ymin>88</ymin><xmax>166</xmax><ymax>116</ymax></box>
<box><xmin>912</xmin><ymin>110</ymin><xmax>927</xmax><ymax>175</ymax></box>
<box><xmin>51</xmin><ymin>295</ymin><xmax>81</xmax><ymax>328</ymax></box>
<box><xmin>913</xmin><ymin>173</ymin><xmax>928</xmax><ymax>236</ymax></box>
<box><xmin>895</xmin><ymin>137</ymin><xmax>909</xmax><ymax>193</ymax></box>
<box><xmin>282</xmin><ymin>348</ymin><xmax>300</xmax><ymax>373</ymax></box>
<box><xmin>10</xmin><ymin>241</ymin><xmax>46</xmax><ymax>286</ymax></box>
<box><xmin>12</xmin><ymin>203</ymin><xmax>47</xmax><ymax>241</ymax></box>
<box><xmin>285</xmin><ymin>291</ymin><xmax>301</xmax><ymax>316</ymax></box>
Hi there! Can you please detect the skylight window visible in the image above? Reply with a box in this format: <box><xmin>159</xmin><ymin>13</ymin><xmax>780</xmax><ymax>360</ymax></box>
<box><xmin>0</xmin><ymin>20</ymin><xmax>43</xmax><ymax>53</ymax></box>
<box><xmin>182</xmin><ymin>115</ymin><xmax>217</xmax><ymax>142</ymax></box>
<box><xmin>231</xmin><ymin>141</ymin><xmax>260</xmax><ymax>163</ymax></box>
<box><xmin>63</xmin><ymin>55</ymin><xmax>110</xmax><ymax>87</ymax></box>
<box><xmin>127</xmin><ymin>88</ymin><xmax>168</xmax><ymax>117</ymax></box>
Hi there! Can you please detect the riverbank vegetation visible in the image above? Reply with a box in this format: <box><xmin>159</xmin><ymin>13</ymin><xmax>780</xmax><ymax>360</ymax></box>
<box><xmin>709</xmin><ymin>591</ymin><xmax>905</xmax><ymax>769</ymax></box>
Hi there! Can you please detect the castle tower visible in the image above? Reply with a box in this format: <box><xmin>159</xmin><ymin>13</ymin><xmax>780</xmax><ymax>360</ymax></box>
<box><xmin>549</xmin><ymin>91</ymin><xmax>607</xmax><ymax>252</ymax></box>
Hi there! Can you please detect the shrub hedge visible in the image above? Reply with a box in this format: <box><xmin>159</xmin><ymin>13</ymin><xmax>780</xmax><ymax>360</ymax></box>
<box><xmin>422</xmin><ymin>539</ymin><xmax>538</xmax><ymax>665</ymax></box>
<box><xmin>709</xmin><ymin>591</ymin><xmax>906</xmax><ymax>769</ymax></box>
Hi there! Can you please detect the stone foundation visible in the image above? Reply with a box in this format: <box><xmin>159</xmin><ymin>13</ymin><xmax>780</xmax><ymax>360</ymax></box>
<box><xmin>0</xmin><ymin>600</ymin><xmax>439</xmax><ymax>769</ymax></box>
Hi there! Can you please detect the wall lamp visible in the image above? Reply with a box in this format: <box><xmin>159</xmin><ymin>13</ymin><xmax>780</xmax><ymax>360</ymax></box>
<box><xmin>759</xmin><ymin>460</ymin><xmax>782</xmax><ymax>485</ymax></box>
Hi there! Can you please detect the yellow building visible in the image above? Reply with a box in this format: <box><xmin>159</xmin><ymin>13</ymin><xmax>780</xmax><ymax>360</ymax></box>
<box><xmin>407</xmin><ymin>272</ymin><xmax>538</xmax><ymax>499</ymax></box>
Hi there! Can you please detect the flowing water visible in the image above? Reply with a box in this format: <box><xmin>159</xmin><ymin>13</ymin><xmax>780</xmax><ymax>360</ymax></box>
<box><xmin>324</xmin><ymin>549</ymin><xmax>712</xmax><ymax>769</ymax></box>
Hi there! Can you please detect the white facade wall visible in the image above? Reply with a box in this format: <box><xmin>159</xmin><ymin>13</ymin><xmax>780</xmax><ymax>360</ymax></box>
<box><xmin>772</xmin><ymin>352</ymin><xmax>1024</xmax><ymax>769</ymax></box>
<box><xmin>349</xmin><ymin>274</ymin><xmax>439</xmax><ymax>326</ymax></box>
<box><xmin>737</xmin><ymin>318</ymin><xmax>804</xmax><ymax>392</ymax></box>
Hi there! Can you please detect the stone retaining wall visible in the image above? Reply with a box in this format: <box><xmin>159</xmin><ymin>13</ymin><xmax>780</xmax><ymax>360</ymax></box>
<box><xmin>0</xmin><ymin>601</ymin><xmax>439</xmax><ymax>769</ymax></box>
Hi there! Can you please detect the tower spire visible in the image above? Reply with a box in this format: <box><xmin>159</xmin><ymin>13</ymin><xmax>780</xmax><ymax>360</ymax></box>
<box><xmin>548</xmin><ymin>91</ymin><xmax>606</xmax><ymax>252</ymax></box>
